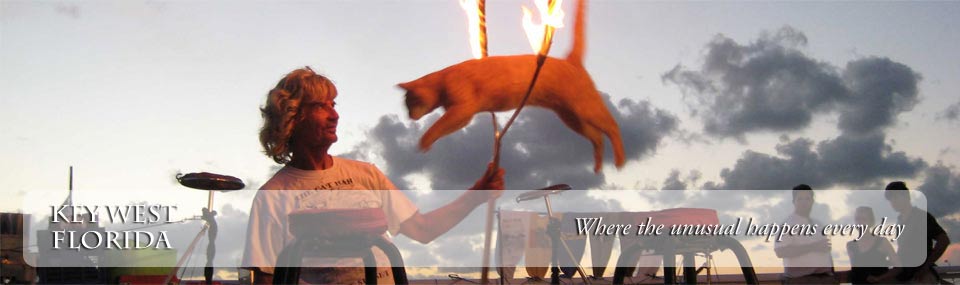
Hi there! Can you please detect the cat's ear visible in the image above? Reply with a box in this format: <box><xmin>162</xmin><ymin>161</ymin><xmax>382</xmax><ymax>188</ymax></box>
<box><xmin>397</xmin><ymin>81</ymin><xmax>413</xmax><ymax>91</ymax></box>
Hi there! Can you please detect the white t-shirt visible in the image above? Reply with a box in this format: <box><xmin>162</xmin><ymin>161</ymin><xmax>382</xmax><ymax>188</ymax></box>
<box><xmin>241</xmin><ymin>157</ymin><xmax>418</xmax><ymax>280</ymax></box>
<box><xmin>775</xmin><ymin>213</ymin><xmax>834</xmax><ymax>278</ymax></box>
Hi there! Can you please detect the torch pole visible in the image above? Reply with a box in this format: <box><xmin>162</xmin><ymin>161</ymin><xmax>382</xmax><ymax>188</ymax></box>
<box><xmin>479</xmin><ymin>0</ymin><xmax>488</xmax><ymax>59</ymax></box>
<box><xmin>482</xmin><ymin>2</ymin><xmax>558</xmax><ymax>282</ymax></box>
<box><xmin>497</xmin><ymin>3</ymin><xmax>556</xmax><ymax>138</ymax></box>
<box><xmin>477</xmin><ymin>0</ymin><xmax>501</xmax><ymax>283</ymax></box>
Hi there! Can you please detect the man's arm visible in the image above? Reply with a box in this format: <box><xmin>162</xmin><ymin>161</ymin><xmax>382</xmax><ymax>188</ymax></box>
<box><xmin>242</xmin><ymin>191</ymin><xmax>284</xmax><ymax>284</ymax></box>
<box><xmin>399</xmin><ymin>197</ymin><xmax>483</xmax><ymax>244</ymax></box>
<box><xmin>845</xmin><ymin>242</ymin><xmax>855</xmax><ymax>266</ymax></box>
<box><xmin>925</xmin><ymin>232</ymin><xmax>950</xmax><ymax>267</ymax></box>
<box><xmin>867</xmin><ymin>239</ymin><xmax>902</xmax><ymax>283</ymax></box>
<box><xmin>399</xmin><ymin>166</ymin><xmax>504</xmax><ymax>244</ymax></box>
<box><xmin>924</xmin><ymin>213</ymin><xmax>950</xmax><ymax>267</ymax></box>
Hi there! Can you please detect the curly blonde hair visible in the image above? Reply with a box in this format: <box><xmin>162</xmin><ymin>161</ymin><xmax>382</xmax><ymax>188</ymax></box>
<box><xmin>259</xmin><ymin>67</ymin><xmax>338</xmax><ymax>164</ymax></box>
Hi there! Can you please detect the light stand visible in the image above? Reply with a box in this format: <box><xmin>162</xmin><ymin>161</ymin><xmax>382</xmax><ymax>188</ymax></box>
<box><xmin>515</xmin><ymin>185</ymin><xmax>591</xmax><ymax>285</ymax></box>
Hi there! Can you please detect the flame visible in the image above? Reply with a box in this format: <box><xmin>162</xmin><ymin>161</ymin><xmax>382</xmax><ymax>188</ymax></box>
<box><xmin>521</xmin><ymin>0</ymin><xmax>564</xmax><ymax>54</ymax></box>
<box><xmin>459</xmin><ymin>0</ymin><xmax>484</xmax><ymax>59</ymax></box>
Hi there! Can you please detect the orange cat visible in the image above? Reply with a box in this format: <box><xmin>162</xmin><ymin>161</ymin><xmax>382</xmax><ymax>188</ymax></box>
<box><xmin>398</xmin><ymin>0</ymin><xmax>624</xmax><ymax>173</ymax></box>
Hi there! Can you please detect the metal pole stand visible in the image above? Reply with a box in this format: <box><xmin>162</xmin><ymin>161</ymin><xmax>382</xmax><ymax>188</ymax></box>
<box><xmin>535</xmin><ymin>189</ymin><xmax>590</xmax><ymax>285</ymax></box>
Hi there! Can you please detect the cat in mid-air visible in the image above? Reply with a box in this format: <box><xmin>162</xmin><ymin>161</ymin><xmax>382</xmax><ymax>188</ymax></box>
<box><xmin>397</xmin><ymin>0</ymin><xmax>624</xmax><ymax>173</ymax></box>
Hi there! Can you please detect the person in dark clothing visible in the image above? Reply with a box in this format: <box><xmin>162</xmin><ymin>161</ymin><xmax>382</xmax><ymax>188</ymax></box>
<box><xmin>884</xmin><ymin>181</ymin><xmax>951</xmax><ymax>284</ymax></box>
<box><xmin>846</xmin><ymin>206</ymin><xmax>900</xmax><ymax>284</ymax></box>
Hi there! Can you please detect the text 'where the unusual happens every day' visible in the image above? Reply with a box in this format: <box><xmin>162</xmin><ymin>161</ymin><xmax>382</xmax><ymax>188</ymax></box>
<box><xmin>575</xmin><ymin>216</ymin><xmax>906</xmax><ymax>242</ymax></box>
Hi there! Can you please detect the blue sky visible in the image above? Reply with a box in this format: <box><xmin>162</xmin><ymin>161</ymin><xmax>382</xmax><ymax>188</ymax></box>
<box><xmin>3</xmin><ymin>0</ymin><xmax>960</xmax><ymax>279</ymax></box>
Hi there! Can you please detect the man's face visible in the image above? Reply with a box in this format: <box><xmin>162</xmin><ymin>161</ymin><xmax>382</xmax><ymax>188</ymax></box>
<box><xmin>793</xmin><ymin>191</ymin><xmax>814</xmax><ymax>217</ymax></box>
<box><xmin>886</xmin><ymin>194</ymin><xmax>911</xmax><ymax>214</ymax></box>
<box><xmin>292</xmin><ymin>95</ymin><xmax>339</xmax><ymax>150</ymax></box>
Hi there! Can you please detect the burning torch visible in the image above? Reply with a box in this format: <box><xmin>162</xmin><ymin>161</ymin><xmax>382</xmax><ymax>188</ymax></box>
<box><xmin>458</xmin><ymin>0</ymin><xmax>502</xmax><ymax>283</ymax></box>
<box><xmin>460</xmin><ymin>0</ymin><xmax>565</xmax><ymax>283</ymax></box>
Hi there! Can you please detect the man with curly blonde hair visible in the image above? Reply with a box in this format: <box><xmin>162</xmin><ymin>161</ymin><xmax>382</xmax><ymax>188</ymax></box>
<box><xmin>242</xmin><ymin>67</ymin><xmax>504</xmax><ymax>284</ymax></box>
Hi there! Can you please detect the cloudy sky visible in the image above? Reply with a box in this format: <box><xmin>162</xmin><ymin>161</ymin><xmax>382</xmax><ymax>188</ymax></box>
<box><xmin>3</xmin><ymin>0</ymin><xmax>959</xmax><ymax>280</ymax></box>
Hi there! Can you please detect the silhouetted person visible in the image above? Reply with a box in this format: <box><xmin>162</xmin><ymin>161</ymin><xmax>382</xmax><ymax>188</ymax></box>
<box><xmin>884</xmin><ymin>181</ymin><xmax>950</xmax><ymax>284</ymax></box>
<box><xmin>846</xmin><ymin>206</ymin><xmax>901</xmax><ymax>284</ymax></box>
<box><xmin>775</xmin><ymin>184</ymin><xmax>838</xmax><ymax>284</ymax></box>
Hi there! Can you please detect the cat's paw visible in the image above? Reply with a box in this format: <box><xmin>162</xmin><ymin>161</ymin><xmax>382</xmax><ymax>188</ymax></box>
<box><xmin>418</xmin><ymin>139</ymin><xmax>433</xmax><ymax>152</ymax></box>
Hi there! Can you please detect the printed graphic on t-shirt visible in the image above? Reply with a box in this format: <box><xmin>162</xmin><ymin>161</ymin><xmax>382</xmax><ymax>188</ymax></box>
<box><xmin>293</xmin><ymin>178</ymin><xmax>384</xmax><ymax>210</ymax></box>
<box><xmin>311</xmin><ymin>177</ymin><xmax>356</xmax><ymax>190</ymax></box>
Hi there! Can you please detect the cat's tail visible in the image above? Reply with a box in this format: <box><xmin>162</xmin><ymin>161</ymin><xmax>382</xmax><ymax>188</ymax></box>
<box><xmin>565</xmin><ymin>0</ymin><xmax>586</xmax><ymax>66</ymax></box>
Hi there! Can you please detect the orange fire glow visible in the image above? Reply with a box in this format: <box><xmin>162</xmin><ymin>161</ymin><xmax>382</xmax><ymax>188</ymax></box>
<box><xmin>459</xmin><ymin>0</ymin><xmax>484</xmax><ymax>59</ymax></box>
<box><xmin>521</xmin><ymin>0</ymin><xmax>565</xmax><ymax>55</ymax></box>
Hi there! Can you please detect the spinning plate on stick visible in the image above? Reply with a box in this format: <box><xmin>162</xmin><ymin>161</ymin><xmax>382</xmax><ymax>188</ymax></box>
<box><xmin>176</xmin><ymin>172</ymin><xmax>245</xmax><ymax>191</ymax></box>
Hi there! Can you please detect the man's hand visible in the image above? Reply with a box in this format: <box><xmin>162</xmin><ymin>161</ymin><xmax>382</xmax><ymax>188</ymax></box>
<box><xmin>466</xmin><ymin>163</ymin><xmax>505</xmax><ymax>205</ymax></box>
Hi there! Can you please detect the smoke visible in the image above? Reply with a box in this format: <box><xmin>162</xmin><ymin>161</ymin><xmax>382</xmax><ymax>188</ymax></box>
<box><xmin>663</xmin><ymin>26</ymin><xmax>921</xmax><ymax>140</ymax></box>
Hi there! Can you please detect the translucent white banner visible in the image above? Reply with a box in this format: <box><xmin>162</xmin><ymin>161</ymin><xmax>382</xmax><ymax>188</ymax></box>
<box><xmin>19</xmin><ymin>189</ymin><xmax>931</xmax><ymax>270</ymax></box>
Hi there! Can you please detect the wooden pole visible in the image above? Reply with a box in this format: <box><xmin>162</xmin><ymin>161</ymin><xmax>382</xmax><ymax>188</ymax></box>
<box><xmin>478</xmin><ymin>0</ymin><xmax>499</xmax><ymax>282</ymax></box>
<box><xmin>68</xmin><ymin>166</ymin><xmax>73</xmax><ymax>206</ymax></box>
<box><xmin>482</xmin><ymin>1</ymin><xmax>560</xmax><ymax>283</ymax></box>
